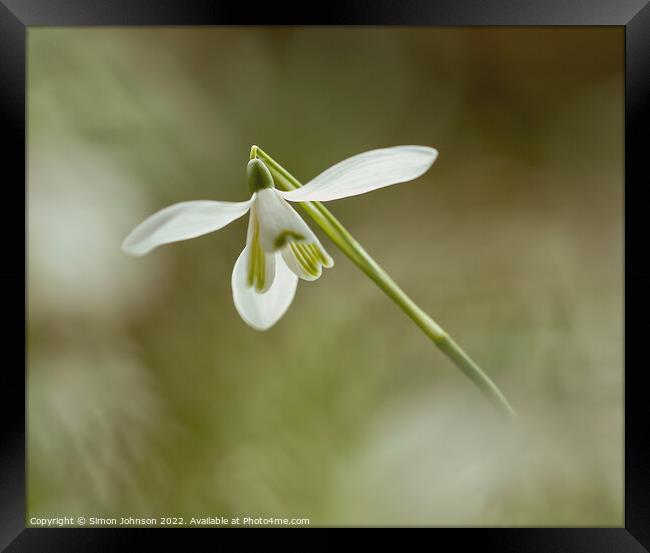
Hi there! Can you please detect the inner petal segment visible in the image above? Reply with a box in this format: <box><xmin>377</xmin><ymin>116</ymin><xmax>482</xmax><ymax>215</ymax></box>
<box><xmin>281</xmin><ymin>239</ymin><xmax>333</xmax><ymax>282</ymax></box>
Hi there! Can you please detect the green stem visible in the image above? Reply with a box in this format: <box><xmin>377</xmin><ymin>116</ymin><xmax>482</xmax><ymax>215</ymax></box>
<box><xmin>251</xmin><ymin>145</ymin><xmax>517</xmax><ymax>419</ymax></box>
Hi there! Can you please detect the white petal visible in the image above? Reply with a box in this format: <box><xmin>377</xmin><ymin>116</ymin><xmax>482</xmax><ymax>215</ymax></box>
<box><xmin>279</xmin><ymin>146</ymin><xmax>438</xmax><ymax>202</ymax></box>
<box><xmin>122</xmin><ymin>199</ymin><xmax>252</xmax><ymax>256</ymax></box>
<box><xmin>232</xmin><ymin>247</ymin><xmax>298</xmax><ymax>331</ymax></box>
<box><xmin>254</xmin><ymin>188</ymin><xmax>317</xmax><ymax>252</ymax></box>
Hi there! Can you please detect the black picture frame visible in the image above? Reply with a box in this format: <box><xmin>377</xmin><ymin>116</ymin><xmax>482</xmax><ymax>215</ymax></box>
<box><xmin>2</xmin><ymin>0</ymin><xmax>648</xmax><ymax>547</ymax></box>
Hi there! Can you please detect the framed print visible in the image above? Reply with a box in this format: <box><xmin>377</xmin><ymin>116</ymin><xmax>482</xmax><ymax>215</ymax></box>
<box><xmin>1</xmin><ymin>0</ymin><xmax>649</xmax><ymax>548</ymax></box>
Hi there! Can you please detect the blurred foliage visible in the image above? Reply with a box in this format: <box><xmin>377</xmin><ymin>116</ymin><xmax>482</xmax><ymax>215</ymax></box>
<box><xmin>27</xmin><ymin>28</ymin><xmax>623</xmax><ymax>526</ymax></box>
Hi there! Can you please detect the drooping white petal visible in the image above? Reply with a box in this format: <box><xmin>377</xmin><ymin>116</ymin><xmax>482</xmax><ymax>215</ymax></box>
<box><xmin>231</xmin><ymin>247</ymin><xmax>298</xmax><ymax>331</ymax></box>
<box><xmin>278</xmin><ymin>146</ymin><xmax>438</xmax><ymax>202</ymax></box>
<box><xmin>254</xmin><ymin>188</ymin><xmax>317</xmax><ymax>252</ymax></box>
<box><xmin>244</xmin><ymin>204</ymin><xmax>276</xmax><ymax>293</ymax></box>
<box><xmin>122</xmin><ymin>199</ymin><xmax>252</xmax><ymax>256</ymax></box>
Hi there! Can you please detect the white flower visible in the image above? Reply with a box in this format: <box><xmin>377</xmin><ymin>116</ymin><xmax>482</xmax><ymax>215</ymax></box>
<box><xmin>122</xmin><ymin>146</ymin><xmax>438</xmax><ymax>330</ymax></box>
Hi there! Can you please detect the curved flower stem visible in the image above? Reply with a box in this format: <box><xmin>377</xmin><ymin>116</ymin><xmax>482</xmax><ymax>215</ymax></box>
<box><xmin>252</xmin><ymin>146</ymin><xmax>517</xmax><ymax>419</ymax></box>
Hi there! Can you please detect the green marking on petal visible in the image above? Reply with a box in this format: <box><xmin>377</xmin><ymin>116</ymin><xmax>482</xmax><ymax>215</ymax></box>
<box><xmin>319</xmin><ymin>245</ymin><xmax>334</xmax><ymax>267</ymax></box>
<box><xmin>256</xmin><ymin>242</ymin><xmax>266</xmax><ymax>292</ymax></box>
<box><xmin>247</xmin><ymin>216</ymin><xmax>268</xmax><ymax>291</ymax></box>
<box><xmin>288</xmin><ymin>242</ymin><xmax>310</xmax><ymax>274</ymax></box>
<box><xmin>286</xmin><ymin>240</ymin><xmax>333</xmax><ymax>279</ymax></box>
<box><xmin>274</xmin><ymin>230</ymin><xmax>305</xmax><ymax>249</ymax></box>
<box><xmin>247</xmin><ymin>231</ymin><xmax>256</xmax><ymax>288</ymax></box>
<box><xmin>289</xmin><ymin>242</ymin><xmax>319</xmax><ymax>277</ymax></box>
<box><xmin>307</xmin><ymin>243</ymin><xmax>331</xmax><ymax>267</ymax></box>
<box><xmin>297</xmin><ymin>243</ymin><xmax>318</xmax><ymax>273</ymax></box>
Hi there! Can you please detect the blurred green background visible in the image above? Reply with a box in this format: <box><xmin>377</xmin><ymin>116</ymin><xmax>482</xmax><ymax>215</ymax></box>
<box><xmin>27</xmin><ymin>27</ymin><xmax>623</xmax><ymax>526</ymax></box>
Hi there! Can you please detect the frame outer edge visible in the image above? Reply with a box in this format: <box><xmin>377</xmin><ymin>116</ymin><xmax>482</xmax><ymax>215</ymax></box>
<box><xmin>625</xmin><ymin>1</ymin><xmax>650</xmax><ymax>551</ymax></box>
<box><xmin>0</xmin><ymin>0</ymin><xmax>27</xmax><ymax>550</ymax></box>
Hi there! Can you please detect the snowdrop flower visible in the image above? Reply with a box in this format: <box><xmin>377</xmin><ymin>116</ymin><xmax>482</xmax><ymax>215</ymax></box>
<box><xmin>122</xmin><ymin>146</ymin><xmax>437</xmax><ymax>330</ymax></box>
